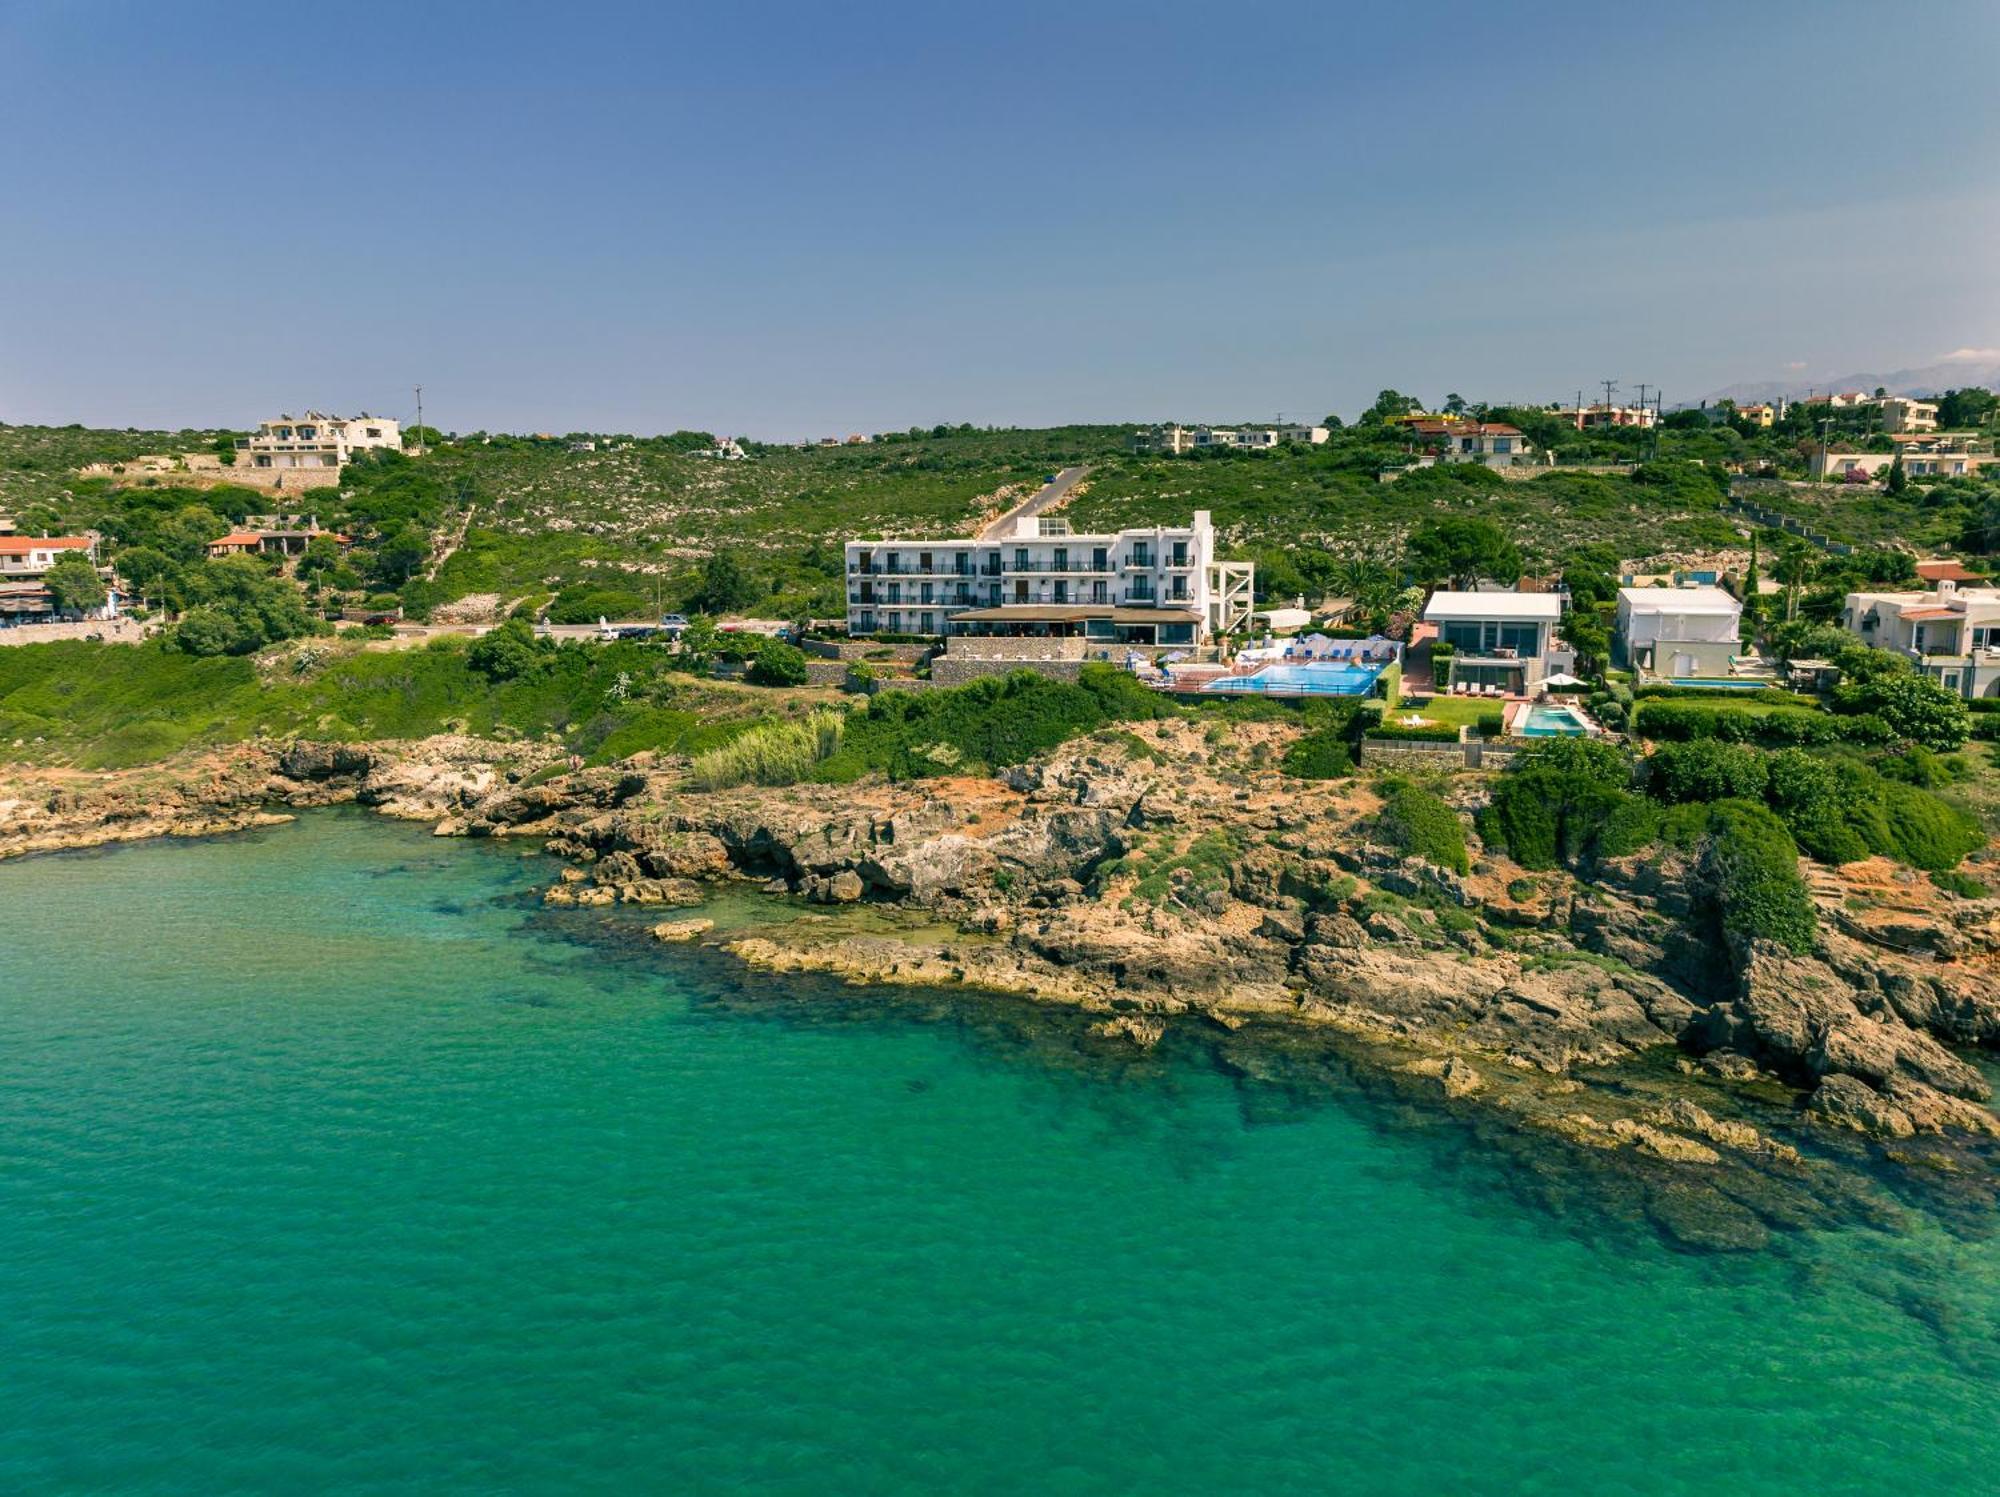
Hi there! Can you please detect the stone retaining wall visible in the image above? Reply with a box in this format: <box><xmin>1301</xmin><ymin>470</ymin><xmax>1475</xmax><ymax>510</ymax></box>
<box><xmin>931</xmin><ymin>656</ymin><xmax>1085</xmax><ymax>687</ymax></box>
<box><xmin>802</xmin><ymin>638</ymin><xmax>935</xmax><ymax>663</ymax></box>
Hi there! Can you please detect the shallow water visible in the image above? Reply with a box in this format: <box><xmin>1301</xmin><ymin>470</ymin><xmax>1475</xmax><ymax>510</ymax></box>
<box><xmin>2</xmin><ymin>811</ymin><xmax>1997</xmax><ymax>1494</ymax></box>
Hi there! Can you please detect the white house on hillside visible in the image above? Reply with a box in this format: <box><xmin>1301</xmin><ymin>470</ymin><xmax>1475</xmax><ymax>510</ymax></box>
<box><xmin>236</xmin><ymin>412</ymin><xmax>403</xmax><ymax>472</ymax></box>
<box><xmin>1615</xmin><ymin>586</ymin><xmax>1743</xmax><ymax>679</ymax></box>
<box><xmin>1422</xmin><ymin>590</ymin><xmax>1567</xmax><ymax>693</ymax></box>
<box><xmin>1842</xmin><ymin>574</ymin><xmax>2000</xmax><ymax>700</ymax></box>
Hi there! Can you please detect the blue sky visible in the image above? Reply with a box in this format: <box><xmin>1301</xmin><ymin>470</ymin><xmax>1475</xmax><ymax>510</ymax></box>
<box><xmin>3</xmin><ymin>0</ymin><xmax>1996</xmax><ymax>436</ymax></box>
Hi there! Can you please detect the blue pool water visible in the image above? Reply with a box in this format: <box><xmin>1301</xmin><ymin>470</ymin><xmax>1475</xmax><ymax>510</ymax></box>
<box><xmin>1665</xmin><ymin>678</ymin><xmax>1771</xmax><ymax>691</ymax></box>
<box><xmin>1205</xmin><ymin>661</ymin><xmax>1386</xmax><ymax>696</ymax></box>
<box><xmin>1520</xmin><ymin>704</ymin><xmax>1593</xmax><ymax>736</ymax></box>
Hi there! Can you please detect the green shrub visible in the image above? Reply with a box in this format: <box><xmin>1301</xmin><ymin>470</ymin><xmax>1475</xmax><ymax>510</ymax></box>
<box><xmin>467</xmin><ymin>619</ymin><xmax>546</xmax><ymax>682</ymax></box>
<box><xmin>1878</xmin><ymin>782</ymin><xmax>1985</xmax><ymax>871</ymax></box>
<box><xmin>1931</xmin><ymin>868</ymin><xmax>1989</xmax><ymax>899</ymax></box>
<box><xmin>1478</xmin><ymin>738</ymin><xmax>1641</xmax><ymax>870</ymax></box>
<box><xmin>1283</xmin><ymin>726</ymin><xmax>1355</xmax><ymax>778</ymax></box>
<box><xmin>1595</xmin><ymin>794</ymin><xmax>1663</xmax><ymax>857</ymax></box>
<box><xmin>689</xmin><ymin>711</ymin><xmax>845</xmax><ymax>789</ymax></box>
<box><xmin>1375</xmin><ymin>778</ymin><xmax>1470</xmax><ymax>874</ymax></box>
<box><xmin>546</xmin><ymin>585</ymin><xmax>648</xmax><ymax>626</ymax></box>
<box><xmin>745</xmin><ymin>638</ymin><xmax>810</xmax><ymax>687</ymax></box>
<box><xmin>1698</xmin><ymin>800</ymin><xmax>1816</xmax><ymax>954</ymax></box>
<box><xmin>1835</xmin><ymin>668</ymin><xmax>1972</xmax><ymax>751</ymax></box>
<box><xmin>812</xmin><ymin>667</ymin><xmax>1162</xmax><ymax>782</ymax></box>
<box><xmin>1475</xmin><ymin>711</ymin><xmax>1505</xmax><ymax>739</ymax></box>
<box><xmin>1648</xmin><ymin>739</ymin><xmax>1769</xmax><ymax>803</ymax></box>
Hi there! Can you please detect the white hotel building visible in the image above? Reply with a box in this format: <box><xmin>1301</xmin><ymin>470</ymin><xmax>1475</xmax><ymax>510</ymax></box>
<box><xmin>845</xmin><ymin>509</ymin><xmax>1254</xmax><ymax>647</ymax></box>
<box><xmin>236</xmin><ymin>412</ymin><xmax>403</xmax><ymax>472</ymax></box>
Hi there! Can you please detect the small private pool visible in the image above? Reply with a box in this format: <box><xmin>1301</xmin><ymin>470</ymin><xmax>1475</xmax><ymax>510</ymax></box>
<box><xmin>1204</xmin><ymin>661</ymin><xmax>1387</xmax><ymax>697</ymax></box>
<box><xmin>1518</xmin><ymin>703</ymin><xmax>1596</xmax><ymax>737</ymax></box>
<box><xmin>1663</xmin><ymin>677</ymin><xmax>1774</xmax><ymax>691</ymax></box>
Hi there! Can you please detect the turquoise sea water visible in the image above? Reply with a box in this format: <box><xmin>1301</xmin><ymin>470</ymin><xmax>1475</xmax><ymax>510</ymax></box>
<box><xmin>3</xmin><ymin>811</ymin><xmax>1998</xmax><ymax>1495</ymax></box>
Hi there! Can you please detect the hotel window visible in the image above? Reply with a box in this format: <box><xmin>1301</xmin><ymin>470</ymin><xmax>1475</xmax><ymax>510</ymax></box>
<box><xmin>920</xmin><ymin>552</ymin><xmax>933</xmax><ymax>573</ymax></box>
<box><xmin>1015</xmin><ymin>548</ymin><xmax>1029</xmax><ymax>570</ymax></box>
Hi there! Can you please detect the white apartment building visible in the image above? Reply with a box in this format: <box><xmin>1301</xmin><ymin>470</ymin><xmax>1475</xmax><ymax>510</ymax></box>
<box><xmin>236</xmin><ymin>412</ymin><xmax>404</xmax><ymax>471</ymax></box>
<box><xmin>1842</xmin><ymin>575</ymin><xmax>2000</xmax><ymax>700</ymax></box>
<box><xmin>844</xmin><ymin>509</ymin><xmax>1253</xmax><ymax>646</ymax></box>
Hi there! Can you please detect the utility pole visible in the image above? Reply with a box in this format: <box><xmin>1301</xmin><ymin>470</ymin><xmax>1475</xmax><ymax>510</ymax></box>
<box><xmin>1818</xmin><ymin>416</ymin><xmax>1834</xmax><ymax>483</ymax></box>
<box><xmin>414</xmin><ymin>385</ymin><xmax>425</xmax><ymax>455</ymax></box>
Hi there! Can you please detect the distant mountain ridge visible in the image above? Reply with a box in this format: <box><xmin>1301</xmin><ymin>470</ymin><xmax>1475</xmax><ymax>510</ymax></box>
<box><xmin>1701</xmin><ymin>354</ymin><xmax>2000</xmax><ymax>407</ymax></box>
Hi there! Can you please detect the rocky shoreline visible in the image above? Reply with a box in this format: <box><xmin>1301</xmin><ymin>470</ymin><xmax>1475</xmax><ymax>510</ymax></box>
<box><xmin>4</xmin><ymin>722</ymin><xmax>1997</xmax><ymax>1249</ymax></box>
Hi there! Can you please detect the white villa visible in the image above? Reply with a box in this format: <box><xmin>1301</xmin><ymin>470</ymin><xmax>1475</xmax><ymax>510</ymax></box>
<box><xmin>1615</xmin><ymin>585</ymin><xmax>1743</xmax><ymax>679</ymax></box>
<box><xmin>1842</xmin><ymin>571</ymin><xmax>2000</xmax><ymax>700</ymax></box>
<box><xmin>236</xmin><ymin>412</ymin><xmax>403</xmax><ymax>472</ymax></box>
<box><xmin>845</xmin><ymin>509</ymin><xmax>1253</xmax><ymax>649</ymax></box>
<box><xmin>0</xmin><ymin>533</ymin><xmax>118</xmax><ymax>624</ymax></box>
<box><xmin>1131</xmin><ymin>424</ymin><xmax>1329</xmax><ymax>454</ymax></box>
<box><xmin>1422</xmin><ymin>590</ymin><xmax>1569</xmax><ymax>693</ymax></box>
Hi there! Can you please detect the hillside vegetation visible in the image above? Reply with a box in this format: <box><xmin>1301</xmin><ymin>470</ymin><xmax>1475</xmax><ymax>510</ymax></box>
<box><xmin>6</xmin><ymin>402</ymin><xmax>1997</xmax><ymax>624</ymax></box>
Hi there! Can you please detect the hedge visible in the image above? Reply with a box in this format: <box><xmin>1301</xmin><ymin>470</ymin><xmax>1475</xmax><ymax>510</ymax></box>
<box><xmin>1633</xmin><ymin>700</ymin><xmax>1893</xmax><ymax>748</ymax></box>
<box><xmin>1365</xmin><ymin>721</ymin><xmax>1460</xmax><ymax>743</ymax></box>
<box><xmin>1632</xmin><ymin>685</ymin><xmax>1816</xmax><ymax>707</ymax></box>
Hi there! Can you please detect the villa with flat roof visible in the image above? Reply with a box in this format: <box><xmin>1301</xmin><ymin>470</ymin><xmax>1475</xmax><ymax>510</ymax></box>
<box><xmin>1422</xmin><ymin>590</ymin><xmax>1566</xmax><ymax>693</ymax></box>
<box><xmin>1615</xmin><ymin>585</ymin><xmax>1743</xmax><ymax>679</ymax></box>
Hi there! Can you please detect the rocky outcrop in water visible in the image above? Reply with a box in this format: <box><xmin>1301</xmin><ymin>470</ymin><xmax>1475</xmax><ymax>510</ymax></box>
<box><xmin>5</xmin><ymin>718</ymin><xmax>1997</xmax><ymax>1214</ymax></box>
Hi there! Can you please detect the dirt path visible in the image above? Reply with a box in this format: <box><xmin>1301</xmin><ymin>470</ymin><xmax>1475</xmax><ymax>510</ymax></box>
<box><xmin>978</xmin><ymin>465</ymin><xmax>1090</xmax><ymax>540</ymax></box>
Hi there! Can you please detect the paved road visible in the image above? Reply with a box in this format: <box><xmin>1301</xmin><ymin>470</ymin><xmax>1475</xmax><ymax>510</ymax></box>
<box><xmin>979</xmin><ymin>465</ymin><xmax>1090</xmax><ymax>540</ymax></box>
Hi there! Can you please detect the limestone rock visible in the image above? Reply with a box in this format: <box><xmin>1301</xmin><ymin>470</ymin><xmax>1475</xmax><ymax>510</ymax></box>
<box><xmin>651</xmin><ymin>918</ymin><xmax>714</xmax><ymax>943</ymax></box>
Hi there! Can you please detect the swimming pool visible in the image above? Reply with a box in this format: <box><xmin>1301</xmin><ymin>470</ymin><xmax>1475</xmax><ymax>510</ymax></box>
<box><xmin>1664</xmin><ymin>677</ymin><xmax>1773</xmax><ymax>691</ymax></box>
<box><xmin>1204</xmin><ymin>661</ymin><xmax>1387</xmax><ymax>696</ymax></box>
<box><xmin>1519</xmin><ymin>704</ymin><xmax>1595</xmax><ymax>737</ymax></box>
